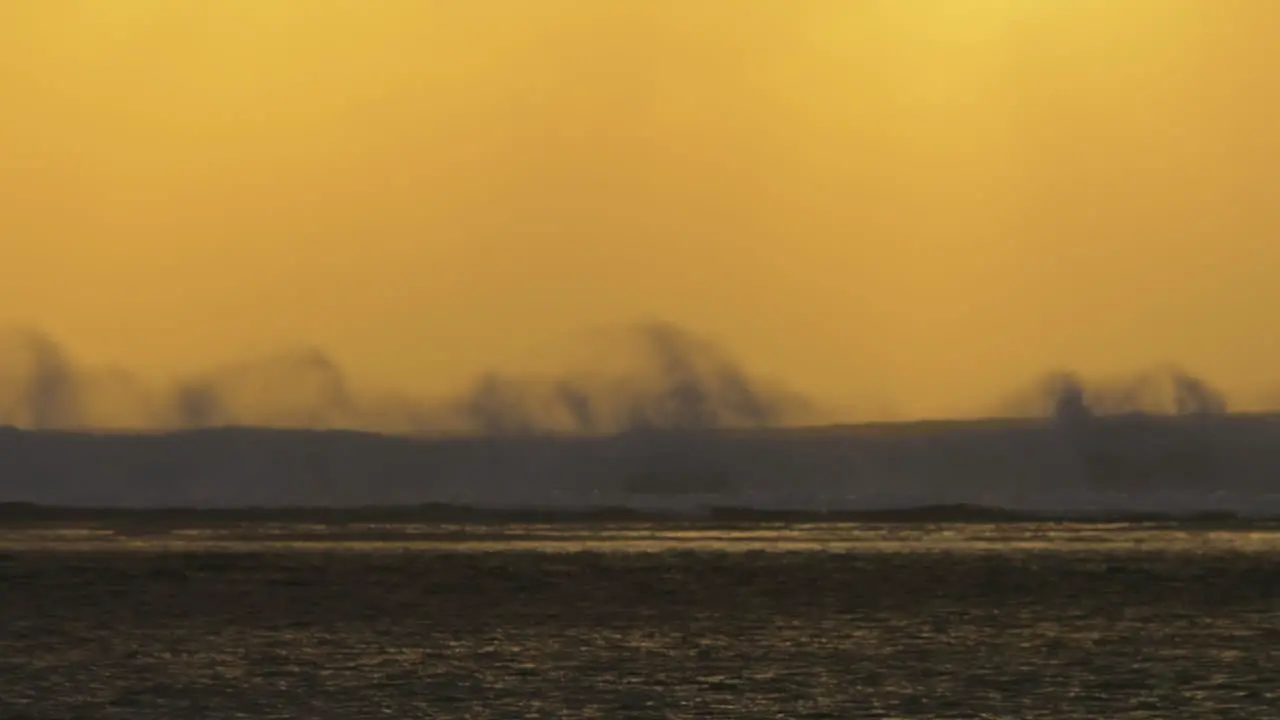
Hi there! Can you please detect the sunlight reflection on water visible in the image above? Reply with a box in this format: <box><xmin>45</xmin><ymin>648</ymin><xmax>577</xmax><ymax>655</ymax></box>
<box><xmin>4</xmin><ymin>522</ymin><xmax>1280</xmax><ymax>554</ymax></box>
<box><xmin>5</xmin><ymin>522</ymin><xmax>1280</xmax><ymax>718</ymax></box>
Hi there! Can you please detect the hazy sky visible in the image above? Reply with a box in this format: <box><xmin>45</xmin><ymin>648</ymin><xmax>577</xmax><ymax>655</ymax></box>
<box><xmin>2</xmin><ymin>1</ymin><xmax>1278</xmax><ymax>420</ymax></box>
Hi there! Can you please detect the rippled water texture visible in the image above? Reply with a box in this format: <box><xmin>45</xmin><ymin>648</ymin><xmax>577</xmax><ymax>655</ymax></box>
<box><xmin>4</xmin><ymin>523</ymin><xmax>1279</xmax><ymax>718</ymax></box>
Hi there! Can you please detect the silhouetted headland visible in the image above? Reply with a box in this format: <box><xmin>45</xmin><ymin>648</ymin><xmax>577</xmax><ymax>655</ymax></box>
<box><xmin>4</xmin><ymin>411</ymin><xmax>1280</xmax><ymax>515</ymax></box>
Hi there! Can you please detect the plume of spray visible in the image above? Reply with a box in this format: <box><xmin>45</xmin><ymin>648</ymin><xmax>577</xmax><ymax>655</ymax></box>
<box><xmin>449</xmin><ymin>322</ymin><xmax>812</xmax><ymax>435</ymax></box>
<box><xmin>0</xmin><ymin>328</ymin><xmax>81</xmax><ymax>429</ymax></box>
<box><xmin>1000</xmin><ymin>365</ymin><xmax>1229</xmax><ymax>424</ymax></box>
<box><xmin>992</xmin><ymin>366</ymin><xmax>1231</xmax><ymax>494</ymax></box>
<box><xmin>0</xmin><ymin>322</ymin><xmax>814</xmax><ymax>435</ymax></box>
<box><xmin>172</xmin><ymin>348</ymin><xmax>358</xmax><ymax>430</ymax></box>
<box><xmin>2</xmin><ymin>321</ymin><xmax>1242</xmax><ymax>437</ymax></box>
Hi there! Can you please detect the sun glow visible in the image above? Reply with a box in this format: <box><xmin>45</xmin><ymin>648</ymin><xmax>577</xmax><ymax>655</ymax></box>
<box><xmin>2</xmin><ymin>1</ymin><xmax>1278</xmax><ymax>421</ymax></box>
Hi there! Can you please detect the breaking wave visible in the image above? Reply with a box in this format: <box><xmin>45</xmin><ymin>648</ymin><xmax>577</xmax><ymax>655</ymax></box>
<box><xmin>0</xmin><ymin>322</ymin><xmax>811</xmax><ymax>434</ymax></box>
<box><xmin>5</xmin><ymin>322</ymin><xmax>1280</xmax><ymax>514</ymax></box>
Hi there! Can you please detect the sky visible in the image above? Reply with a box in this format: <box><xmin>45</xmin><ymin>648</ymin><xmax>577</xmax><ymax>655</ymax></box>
<box><xmin>2</xmin><ymin>1</ymin><xmax>1278</xmax><ymax>421</ymax></box>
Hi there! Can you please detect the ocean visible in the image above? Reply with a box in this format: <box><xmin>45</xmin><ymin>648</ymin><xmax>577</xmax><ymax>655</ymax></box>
<box><xmin>3</xmin><ymin>521</ymin><xmax>1278</xmax><ymax>718</ymax></box>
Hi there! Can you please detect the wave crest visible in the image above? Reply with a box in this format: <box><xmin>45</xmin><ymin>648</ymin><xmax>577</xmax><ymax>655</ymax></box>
<box><xmin>0</xmin><ymin>322</ymin><xmax>809</xmax><ymax>434</ymax></box>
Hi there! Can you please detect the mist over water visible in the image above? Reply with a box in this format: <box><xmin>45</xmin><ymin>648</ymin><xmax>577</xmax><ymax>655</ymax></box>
<box><xmin>0</xmin><ymin>322</ymin><xmax>819</xmax><ymax>434</ymax></box>
<box><xmin>1000</xmin><ymin>366</ymin><xmax>1230</xmax><ymax>422</ymax></box>
<box><xmin>0</xmin><ymin>322</ymin><xmax>1248</xmax><ymax>435</ymax></box>
<box><xmin>8</xmin><ymin>322</ymin><xmax>1280</xmax><ymax>514</ymax></box>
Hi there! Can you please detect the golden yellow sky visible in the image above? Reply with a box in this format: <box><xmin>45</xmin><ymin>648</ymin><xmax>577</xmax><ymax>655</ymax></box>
<box><xmin>2</xmin><ymin>1</ymin><xmax>1278</xmax><ymax>420</ymax></box>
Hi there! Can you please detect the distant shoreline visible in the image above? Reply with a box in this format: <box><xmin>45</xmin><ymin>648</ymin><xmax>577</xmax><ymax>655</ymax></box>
<box><xmin>8</xmin><ymin>410</ymin><xmax>1280</xmax><ymax>440</ymax></box>
<box><xmin>5</xmin><ymin>415</ymin><xmax>1280</xmax><ymax>513</ymax></box>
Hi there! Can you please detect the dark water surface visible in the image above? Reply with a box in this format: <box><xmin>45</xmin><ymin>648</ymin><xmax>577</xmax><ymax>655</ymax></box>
<box><xmin>3</xmin><ymin>523</ymin><xmax>1279</xmax><ymax>718</ymax></box>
